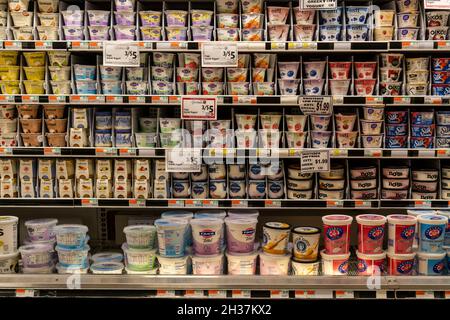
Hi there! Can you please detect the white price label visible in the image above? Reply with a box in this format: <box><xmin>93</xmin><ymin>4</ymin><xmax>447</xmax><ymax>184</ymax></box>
<box><xmin>103</xmin><ymin>42</ymin><xmax>140</xmax><ymax>67</ymax></box>
<box><xmin>425</xmin><ymin>0</ymin><xmax>450</xmax><ymax>9</ymax></box>
<box><xmin>181</xmin><ymin>97</ymin><xmax>217</xmax><ymax>120</ymax></box>
<box><xmin>166</xmin><ymin>148</ymin><xmax>202</xmax><ymax>172</ymax></box>
<box><xmin>299</xmin><ymin>96</ymin><xmax>333</xmax><ymax>115</ymax></box>
<box><xmin>301</xmin><ymin>150</ymin><xmax>330</xmax><ymax>173</ymax></box>
<box><xmin>202</xmin><ymin>43</ymin><xmax>238</xmax><ymax>67</ymax></box>
<box><xmin>301</xmin><ymin>0</ymin><xmax>337</xmax><ymax>9</ymax></box>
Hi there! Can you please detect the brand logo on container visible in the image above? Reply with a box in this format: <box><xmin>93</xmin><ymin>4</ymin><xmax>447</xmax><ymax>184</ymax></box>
<box><xmin>357</xmin><ymin>259</ymin><xmax>367</xmax><ymax>273</ymax></box>
<box><xmin>433</xmin><ymin>261</ymin><xmax>445</xmax><ymax>274</ymax></box>
<box><xmin>425</xmin><ymin>226</ymin><xmax>443</xmax><ymax>240</ymax></box>
<box><xmin>400</xmin><ymin>225</ymin><xmax>415</xmax><ymax>240</ymax></box>
<box><xmin>338</xmin><ymin>260</ymin><xmax>348</xmax><ymax>274</ymax></box>
<box><xmin>397</xmin><ymin>260</ymin><xmax>414</xmax><ymax>274</ymax></box>
<box><xmin>368</xmin><ymin>226</ymin><xmax>384</xmax><ymax>240</ymax></box>
<box><xmin>295</xmin><ymin>239</ymin><xmax>308</xmax><ymax>252</ymax></box>
<box><xmin>199</xmin><ymin>229</ymin><xmax>215</xmax><ymax>238</ymax></box>
<box><xmin>326</xmin><ymin>227</ymin><xmax>344</xmax><ymax>240</ymax></box>
<box><xmin>242</xmin><ymin>228</ymin><xmax>255</xmax><ymax>236</ymax></box>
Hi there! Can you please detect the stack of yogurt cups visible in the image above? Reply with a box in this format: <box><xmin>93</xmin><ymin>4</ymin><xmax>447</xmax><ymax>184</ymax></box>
<box><xmin>380</xmin><ymin>53</ymin><xmax>404</xmax><ymax>96</ymax></box>
<box><xmin>436</xmin><ymin>111</ymin><xmax>450</xmax><ymax>148</ymax></box>
<box><xmin>224</xmin><ymin>210</ymin><xmax>259</xmax><ymax>275</ymax></box>
<box><xmin>260</xmin><ymin>222</ymin><xmax>291</xmax><ymax>275</ymax></box>
<box><xmin>155</xmin><ymin>211</ymin><xmax>192</xmax><ymax>274</ymax></box>
<box><xmin>266</xmin><ymin>6</ymin><xmax>290</xmax><ymax>42</ymax></box>
<box><xmin>293</xmin><ymin>7</ymin><xmax>315</xmax><ymax>41</ymax></box>
<box><xmin>240</xmin><ymin>0</ymin><xmax>265</xmax><ymax>41</ymax></box>
<box><xmin>20</xmin><ymin>218</ymin><xmax>58</xmax><ymax>274</ymax></box>
<box><xmin>405</xmin><ymin>57</ymin><xmax>429</xmax><ymax>96</ymax></box>
<box><xmin>114</xmin><ymin>0</ymin><xmax>136</xmax><ymax>40</ymax></box>
<box><xmin>321</xmin><ymin>215</ymin><xmax>353</xmax><ymax>275</ymax></box>
<box><xmin>54</xmin><ymin>224</ymin><xmax>90</xmax><ymax>274</ymax></box>
<box><xmin>190</xmin><ymin>9</ymin><xmax>214</xmax><ymax>41</ymax></box>
<box><xmin>355</xmin><ymin>214</ymin><xmax>387</xmax><ymax>275</ymax></box>
<box><xmin>165</xmin><ymin>9</ymin><xmax>188</xmax><ymax>41</ymax></box>
<box><xmin>374</xmin><ymin>9</ymin><xmax>395</xmax><ymax>40</ymax></box>
<box><xmin>278</xmin><ymin>60</ymin><xmax>300</xmax><ymax>96</ymax></box>
<box><xmin>122</xmin><ymin>224</ymin><xmax>157</xmax><ymax>274</ymax></box>
<box><xmin>345</xmin><ymin>6</ymin><xmax>369</xmax><ymax>41</ymax></box>
<box><xmin>319</xmin><ymin>7</ymin><xmax>343</xmax><ymax>41</ymax></box>
<box><xmin>426</xmin><ymin>10</ymin><xmax>450</xmax><ymax>40</ymax></box>
<box><xmin>139</xmin><ymin>9</ymin><xmax>162</xmax><ymax>41</ymax></box>
<box><xmin>290</xmin><ymin>226</ymin><xmax>321</xmax><ymax>276</ymax></box>
<box><xmin>303</xmin><ymin>60</ymin><xmax>325</xmax><ymax>96</ymax></box>
<box><xmin>87</xmin><ymin>9</ymin><xmax>111</xmax><ymax>41</ymax></box>
<box><xmin>90</xmin><ymin>251</ymin><xmax>124</xmax><ymax>274</ymax></box>
<box><xmin>410</xmin><ymin>111</ymin><xmax>434</xmax><ymax>149</ymax></box>
<box><xmin>396</xmin><ymin>1</ymin><xmax>421</xmax><ymax>41</ymax></box>
<box><xmin>360</xmin><ymin>105</ymin><xmax>384</xmax><ymax>148</ymax></box>
<box><xmin>432</xmin><ymin>57</ymin><xmax>450</xmax><ymax>96</ymax></box>
<box><xmin>0</xmin><ymin>216</ymin><xmax>19</xmax><ymax>274</ymax></box>
<box><xmin>216</xmin><ymin>0</ymin><xmax>240</xmax><ymax>41</ymax></box>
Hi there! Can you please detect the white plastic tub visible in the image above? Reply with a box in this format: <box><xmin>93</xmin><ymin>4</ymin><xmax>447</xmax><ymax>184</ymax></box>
<box><xmin>54</xmin><ymin>224</ymin><xmax>88</xmax><ymax>249</ymax></box>
<box><xmin>191</xmin><ymin>254</ymin><xmax>223</xmax><ymax>275</ymax></box>
<box><xmin>225</xmin><ymin>217</ymin><xmax>257</xmax><ymax>254</ymax></box>
<box><xmin>24</xmin><ymin>218</ymin><xmax>58</xmax><ymax>241</ymax></box>
<box><xmin>417</xmin><ymin>251</ymin><xmax>446</xmax><ymax>276</ymax></box>
<box><xmin>259</xmin><ymin>251</ymin><xmax>290</xmax><ymax>275</ymax></box>
<box><xmin>0</xmin><ymin>251</ymin><xmax>18</xmax><ymax>273</ymax></box>
<box><xmin>91</xmin><ymin>252</ymin><xmax>123</xmax><ymax>263</ymax></box>
<box><xmin>122</xmin><ymin>243</ymin><xmax>157</xmax><ymax>272</ymax></box>
<box><xmin>55</xmin><ymin>245</ymin><xmax>90</xmax><ymax>268</ymax></box>
<box><xmin>123</xmin><ymin>225</ymin><xmax>156</xmax><ymax>249</ymax></box>
<box><xmin>154</xmin><ymin>219</ymin><xmax>188</xmax><ymax>257</ymax></box>
<box><xmin>56</xmin><ymin>263</ymin><xmax>88</xmax><ymax>274</ymax></box>
<box><xmin>387</xmin><ymin>252</ymin><xmax>416</xmax><ymax>275</ymax></box>
<box><xmin>191</xmin><ymin>218</ymin><xmax>223</xmax><ymax>255</ymax></box>
<box><xmin>90</xmin><ymin>262</ymin><xmax>124</xmax><ymax>274</ymax></box>
<box><xmin>356</xmin><ymin>250</ymin><xmax>386</xmax><ymax>275</ymax></box>
<box><xmin>157</xmin><ymin>254</ymin><xmax>189</xmax><ymax>275</ymax></box>
<box><xmin>356</xmin><ymin>214</ymin><xmax>386</xmax><ymax>254</ymax></box>
<box><xmin>320</xmin><ymin>249</ymin><xmax>350</xmax><ymax>275</ymax></box>
<box><xmin>226</xmin><ymin>251</ymin><xmax>258</xmax><ymax>275</ymax></box>
<box><xmin>19</xmin><ymin>243</ymin><xmax>53</xmax><ymax>268</ymax></box>
<box><xmin>322</xmin><ymin>215</ymin><xmax>353</xmax><ymax>255</ymax></box>
<box><xmin>387</xmin><ymin>215</ymin><xmax>417</xmax><ymax>254</ymax></box>
<box><xmin>291</xmin><ymin>258</ymin><xmax>320</xmax><ymax>276</ymax></box>
<box><xmin>0</xmin><ymin>216</ymin><xmax>18</xmax><ymax>254</ymax></box>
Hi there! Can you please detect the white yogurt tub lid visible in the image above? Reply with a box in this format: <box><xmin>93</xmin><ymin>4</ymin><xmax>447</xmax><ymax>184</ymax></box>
<box><xmin>320</xmin><ymin>249</ymin><xmax>350</xmax><ymax>260</ymax></box>
<box><xmin>356</xmin><ymin>214</ymin><xmax>387</xmax><ymax>225</ymax></box>
<box><xmin>387</xmin><ymin>214</ymin><xmax>417</xmax><ymax>224</ymax></box>
<box><xmin>322</xmin><ymin>215</ymin><xmax>353</xmax><ymax>225</ymax></box>
<box><xmin>55</xmin><ymin>244</ymin><xmax>90</xmax><ymax>253</ymax></box>
<box><xmin>264</xmin><ymin>222</ymin><xmax>291</xmax><ymax>230</ymax></box>
<box><xmin>292</xmin><ymin>226</ymin><xmax>321</xmax><ymax>234</ymax></box>
<box><xmin>154</xmin><ymin>218</ymin><xmax>188</xmax><ymax>229</ymax></box>
<box><xmin>407</xmin><ymin>210</ymin><xmax>436</xmax><ymax>216</ymax></box>
<box><xmin>0</xmin><ymin>216</ymin><xmax>18</xmax><ymax>224</ymax></box>
<box><xmin>417</xmin><ymin>251</ymin><xmax>446</xmax><ymax>259</ymax></box>
<box><xmin>56</xmin><ymin>263</ymin><xmax>89</xmax><ymax>274</ymax></box>
<box><xmin>190</xmin><ymin>217</ymin><xmax>223</xmax><ymax>227</ymax></box>
<box><xmin>91</xmin><ymin>252</ymin><xmax>123</xmax><ymax>263</ymax></box>
<box><xmin>436</xmin><ymin>210</ymin><xmax>450</xmax><ymax>218</ymax></box>
<box><xmin>224</xmin><ymin>217</ymin><xmax>258</xmax><ymax>224</ymax></box>
<box><xmin>227</xmin><ymin>210</ymin><xmax>259</xmax><ymax>218</ymax></box>
<box><xmin>0</xmin><ymin>251</ymin><xmax>19</xmax><ymax>259</ymax></box>
<box><xmin>417</xmin><ymin>214</ymin><xmax>448</xmax><ymax>224</ymax></box>
<box><xmin>24</xmin><ymin>218</ymin><xmax>58</xmax><ymax>227</ymax></box>
<box><xmin>90</xmin><ymin>261</ymin><xmax>124</xmax><ymax>274</ymax></box>
<box><xmin>259</xmin><ymin>251</ymin><xmax>290</xmax><ymax>260</ymax></box>
<box><xmin>123</xmin><ymin>225</ymin><xmax>156</xmax><ymax>235</ymax></box>
<box><xmin>161</xmin><ymin>211</ymin><xmax>194</xmax><ymax>220</ymax></box>
<box><xmin>125</xmin><ymin>267</ymin><xmax>157</xmax><ymax>274</ymax></box>
<box><xmin>386</xmin><ymin>252</ymin><xmax>416</xmax><ymax>259</ymax></box>
<box><xmin>356</xmin><ymin>250</ymin><xmax>386</xmax><ymax>260</ymax></box>
<box><xmin>195</xmin><ymin>210</ymin><xmax>227</xmax><ymax>219</ymax></box>
<box><xmin>54</xmin><ymin>224</ymin><xmax>88</xmax><ymax>234</ymax></box>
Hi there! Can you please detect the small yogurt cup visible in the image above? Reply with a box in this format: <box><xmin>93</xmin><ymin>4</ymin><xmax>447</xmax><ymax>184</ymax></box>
<box><xmin>374</xmin><ymin>10</ymin><xmax>395</xmax><ymax>27</ymax></box>
<box><xmin>63</xmin><ymin>27</ymin><xmax>84</xmax><ymax>40</ymax></box>
<box><xmin>310</xmin><ymin>114</ymin><xmax>331</xmax><ymax>131</ymax></box>
<box><xmin>268</xmin><ymin>24</ymin><xmax>289</xmax><ymax>41</ymax></box>
<box><xmin>319</xmin><ymin>25</ymin><xmax>342</xmax><ymax>41</ymax></box>
<box><xmin>139</xmin><ymin>10</ymin><xmax>161</xmax><ymax>27</ymax></box>
<box><xmin>61</xmin><ymin>10</ymin><xmax>84</xmax><ymax>26</ymax></box>
<box><xmin>397</xmin><ymin>27</ymin><xmax>419</xmax><ymax>40</ymax></box>
<box><xmin>115</xmin><ymin>11</ymin><xmax>136</xmax><ymax>26</ymax></box>
<box><xmin>428</xmin><ymin>26</ymin><xmax>448</xmax><ymax>40</ymax></box>
<box><xmin>294</xmin><ymin>8</ymin><xmax>315</xmax><ymax>24</ymax></box>
<box><xmin>426</xmin><ymin>11</ymin><xmax>450</xmax><ymax>27</ymax></box>
<box><xmin>304</xmin><ymin>79</ymin><xmax>324</xmax><ymax>95</ymax></box>
<box><xmin>294</xmin><ymin>24</ymin><xmax>315</xmax><ymax>41</ymax></box>
<box><xmin>87</xmin><ymin>10</ymin><xmax>110</xmax><ymax>26</ymax></box>
<box><xmin>311</xmin><ymin>131</ymin><xmax>332</xmax><ymax>148</ymax></box>
<box><xmin>397</xmin><ymin>12</ymin><xmax>419</xmax><ymax>28</ymax></box>
<box><xmin>114</xmin><ymin>26</ymin><xmax>135</xmax><ymax>40</ymax></box>
<box><xmin>191</xmin><ymin>9</ymin><xmax>213</xmax><ymax>26</ymax></box>
<box><xmin>374</xmin><ymin>26</ymin><xmax>394</xmax><ymax>40</ymax></box>
<box><xmin>319</xmin><ymin>7</ymin><xmax>343</xmax><ymax>25</ymax></box>
<box><xmin>165</xmin><ymin>10</ymin><xmax>188</xmax><ymax>27</ymax></box>
<box><xmin>345</xmin><ymin>6</ymin><xmax>368</xmax><ymax>25</ymax></box>
<box><xmin>346</xmin><ymin>24</ymin><xmax>369</xmax><ymax>41</ymax></box>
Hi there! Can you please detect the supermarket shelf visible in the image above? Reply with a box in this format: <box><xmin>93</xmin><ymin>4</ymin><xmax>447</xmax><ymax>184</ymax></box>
<box><xmin>4</xmin><ymin>40</ymin><xmax>450</xmax><ymax>52</ymax></box>
<box><xmin>0</xmin><ymin>198</ymin><xmax>448</xmax><ymax>209</ymax></box>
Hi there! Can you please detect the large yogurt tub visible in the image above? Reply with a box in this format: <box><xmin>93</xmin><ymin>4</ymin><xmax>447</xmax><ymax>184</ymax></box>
<box><xmin>54</xmin><ymin>224</ymin><xmax>88</xmax><ymax>249</ymax></box>
<box><xmin>0</xmin><ymin>251</ymin><xmax>19</xmax><ymax>273</ymax></box>
<box><xmin>224</xmin><ymin>217</ymin><xmax>257</xmax><ymax>254</ymax></box>
<box><xmin>157</xmin><ymin>254</ymin><xmax>189</xmax><ymax>275</ymax></box>
<box><xmin>356</xmin><ymin>214</ymin><xmax>386</xmax><ymax>254</ymax></box>
<box><xmin>190</xmin><ymin>218</ymin><xmax>223</xmax><ymax>255</ymax></box>
<box><xmin>387</xmin><ymin>252</ymin><xmax>416</xmax><ymax>276</ymax></box>
<box><xmin>227</xmin><ymin>210</ymin><xmax>259</xmax><ymax>219</ymax></box>
<box><xmin>226</xmin><ymin>250</ymin><xmax>258</xmax><ymax>275</ymax></box>
<box><xmin>19</xmin><ymin>243</ymin><xmax>53</xmax><ymax>268</ymax></box>
<box><xmin>291</xmin><ymin>258</ymin><xmax>320</xmax><ymax>276</ymax></box>
<box><xmin>191</xmin><ymin>254</ymin><xmax>224</xmax><ymax>275</ymax></box>
<box><xmin>154</xmin><ymin>218</ymin><xmax>188</xmax><ymax>257</ymax></box>
<box><xmin>56</xmin><ymin>263</ymin><xmax>89</xmax><ymax>274</ymax></box>
<box><xmin>123</xmin><ymin>225</ymin><xmax>156</xmax><ymax>249</ymax></box>
<box><xmin>161</xmin><ymin>211</ymin><xmax>193</xmax><ymax>247</ymax></box>
<box><xmin>259</xmin><ymin>251</ymin><xmax>290</xmax><ymax>275</ymax></box>
<box><xmin>320</xmin><ymin>249</ymin><xmax>350</xmax><ymax>275</ymax></box>
<box><xmin>24</xmin><ymin>218</ymin><xmax>58</xmax><ymax>242</ymax></box>
<box><xmin>417</xmin><ymin>214</ymin><xmax>448</xmax><ymax>253</ymax></box>
<box><xmin>122</xmin><ymin>243</ymin><xmax>157</xmax><ymax>272</ymax></box>
<box><xmin>387</xmin><ymin>215</ymin><xmax>417</xmax><ymax>254</ymax></box>
<box><xmin>417</xmin><ymin>251</ymin><xmax>446</xmax><ymax>276</ymax></box>
<box><xmin>0</xmin><ymin>216</ymin><xmax>18</xmax><ymax>254</ymax></box>
<box><xmin>356</xmin><ymin>250</ymin><xmax>386</xmax><ymax>275</ymax></box>
<box><xmin>55</xmin><ymin>245</ymin><xmax>90</xmax><ymax>268</ymax></box>
<box><xmin>91</xmin><ymin>252</ymin><xmax>123</xmax><ymax>263</ymax></box>
<box><xmin>90</xmin><ymin>262</ymin><xmax>124</xmax><ymax>275</ymax></box>
<box><xmin>322</xmin><ymin>215</ymin><xmax>353</xmax><ymax>255</ymax></box>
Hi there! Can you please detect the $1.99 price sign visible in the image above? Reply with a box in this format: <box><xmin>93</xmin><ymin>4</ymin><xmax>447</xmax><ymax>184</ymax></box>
<box><xmin>202</xmin><ymin>43</ymin><xmax>238</xmax><ymax>67</ymax></box>
<box><xmin>299</xmin><ymin>96</ymin><xmax>332</xmax><ymax>115</ymax></box>
<box><xmin>103</xmin><ymin>42</ymin><xmax>140</xmax><ymax>67</ymax></box>
<box><xmin>181</xmin><ymin>97</ymin><xmax>217</xmax><ymax>120</ymax></box>
<box><xmin>300</xmin><ymin>150</ymin><xmax>330</xmax><ymax>173</ymax></box>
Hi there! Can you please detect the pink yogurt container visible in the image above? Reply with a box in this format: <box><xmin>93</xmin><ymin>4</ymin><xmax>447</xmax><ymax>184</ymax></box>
<box><xmin>190</xmin><ymin>218</ymin><xmax>223</xmax><ymax>255</ymax></box>
<box><xmin>356</xmin><ymin>214</ymin><xmax>387</xmax><ymax>254</ymax></box>
<box><xmin>320</xmin><ymin>249</ymin><xmax>350</xmax><ymax>275</ymax></box>
<box><xmin>356</xmin><ymin>250</ymin><xmax>386</xmax><ymax>275</ymax></box>
<box><xmin>224</xmin><ymin>217</ymin><xmax>257</xmax><ymax>254</ymax></box>
<box><xmin>387</xmin><ymin>214</ymin><xmax>417</xmax><ymax>254</ymax></box>
<box><xmin>387</xmin><ymin>252</ymin><xmax>416</xmax><ymax>275</ymax></box>
<box><xmin>322</xmin><ymin>215</ymin><xmax>353</xmax><ymax>255</ymax></box>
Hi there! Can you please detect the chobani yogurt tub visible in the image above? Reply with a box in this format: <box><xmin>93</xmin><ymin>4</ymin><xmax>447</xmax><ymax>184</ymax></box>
<box><xmin>320</xmin><ymin>250</ymin><xmax>350</xmax><ymax>275</ymax></box>
<box><xmin>157</xmin><ymin>254</ymin><xmax>189</xmax><ymax>275</ymax></box>
<box><xmin>322</xmin><ymin>215</ymin><xmax>353</xmax><ymax>254</ymax></box>
<box><xmin>259</xmin><ymin>251</ymin><xmax>290</xmax><ymax>275</ymax></box>
<box><xmin>226</xmin><ymin>250</ymin><xmax>258</xmax><ymax>275</ymax></box>
<box><xmin>192</xmin><ymin>254</ymin><xmax>223</xmax><ymax>275</ymax></box>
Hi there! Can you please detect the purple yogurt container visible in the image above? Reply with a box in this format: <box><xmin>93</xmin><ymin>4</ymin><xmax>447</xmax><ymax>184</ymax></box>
<box><xmin>224</xmin><ymin>217</ymin><xmax>258</xmax><ymax>254</ymax></box>
<box><xmin>114</xmin><ymin>26</ymin><xmax>136</xmax><ymax>40</ymax></box>
<box><xmin>191</xmin><ymin>218</ymin><xmax>223</xmax><ymax>255</ymax></box>
<box><xmin>115</xmin><ymin>11</ymin><xmax>136</xmax><ymax>26</ymax></box>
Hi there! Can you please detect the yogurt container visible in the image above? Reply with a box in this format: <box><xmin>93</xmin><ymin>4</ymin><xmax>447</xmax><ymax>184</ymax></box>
<box><xmin>157</xmin><ymin>254</ymin><xmax>188</xmax><ymax>275</ymax></box>
<box><xmin>291</xmin><ymin>258</ymin><xmax>320</xmax><ymax>276</ymax></box>
<box><xmin>90</xmin><ymin>262</ymin><xmax>124</xmax><ymax>274</ymax></box>
<box><xmin>387</xmin><ymin>215</ymin><xmax>416</xmax><ymax>254</ymax></box>
<box><xmin>259</xmin><ymin>251</ymin><xmax>290</xmax><ymax>275</ymax></box>
<box><xmin>320</xmin><ymin>249</ymin><xmax>350</xmax><ymax>275</ymax></box>
<box><xmin>418</xmin><ymin>214</ymin><xmax>448</xmax><ymax>253</ymax></box>
<box><xmin>387</xmin><ymin>252</ymin><xmax>416</xmax><ymax>275</ymax></box>
<box><xmin>417</xmin><ymin>251</ymin><xmax>446</xmax><ymax>276</ymax></box>
<box><xmin>346</xmin><ymin>24</ymin><xmax>368</xmax><ymax>41</ymax></box>
<box><xmin>190</xmin><ymin>218</ymin><xmax>223</xmax><ymax>255</ymax></box>
<box><xmin>165</xmin><ymin>10</ymin><xmax>187</xmax><ymax>27</ymax></box>
<box><xmin>292</xmin><ymin>226</ymin><xmax>320</xmax><ymax>261</ymax></box>
<box><xmin>191</xmin><ymin>254</ymin><xmax>223</xmax><ymax>275</ymax></box>
<box><xmin>319</xmin><ymin>25</ymin><xmax>342</xmax><ymax>41</ymax></box>
<box><xmin>191</xmin><ymin>26</ymin><xmax>213</xmax><ymax>41</ymax></box>
<box><xmin>304</xmin><ymin>79</ymin><xmax>324</xmax><ymax>95</ymax></box>
<box><xmin>91</xmin><ymin>252</ymin><xmax>123</xmax><ymax>263</ymax></box>
<box><xmin>19</xmin><ymin>243</ymin><xmax>53</xmax><ymax>268</ymax></box>
<box><xmin>356</xmin><ymin>250</ymin><xmax>386</xmax><ymax>275</ymax></box>
<box><xmin>114</xmin><ymin>0</ymin><xmax>135</xmax><ymax>11</ymax></box>
<box><xmin>87</xmin><ymin>10</ymin><xmax>110</xmax><ymax>26</ymax></box>
<box><xmin>294</xmin><ymin>24</ymin><xmax>315</xmax><ymax>41</ymax></box>
<box><xmin>53</xmin><ymin>224</ymin><xmax>88</xmax><ymax>249</ymax></box>
<box><xmin>115</xmin><ymin>11</ymin><xmax>136</xmax><ymax>26</ymax></box>
<box><xmin>62</xmin><ymin>10</ymin><xmax>84</xmax><ymax>26</ymax></box>
<box><xmin>225</xmin><ymin>217</ymin><xmax>257</xmax><ymax>254</ymax></box>
<box><xmin>56</xmin><ymin>263</ymin><xmax>88</xmax><ymax>274</ymax></box>
<box><xmin>320</xmin><ymin>7</ymin><xmax>342</xmax><ymax>25</ymax></box>
<box><xmin>55</xmin><ymin>245</ymin><xmax>89</xmax><ymax>268</ymax></box>
<box><xmin>262</xmin><ymin>222</ymin><xmax>290</xmax><ymax>255</ymax></box>
<box><xmin>123</xmin><ymin>225</ymin><xmax>156</xmax><ymax>249</ymax></box>
<box><xmin>294</xmin><ymin>8</ymin><xmax>315</xmax><ymax>24</ymax></box>
<box><xmin>25</xmin><ymin>218</ymin><xmax>57</xmax><ymax>242</ymax></box>
<box><xmin>226</xmin><ymin>251</ymin><xmax>258</xmax><ymax>275</ymax></box>
<box><xmin>356</xmin><ymin>214</ymin><xmax>386</xmax><ymax>254</ymax></box>
<box><xmin>322</xmin><ymin>215</ymin><xmax>353</xmax><ymax>255</ymax></box>
<box><xmin>227</xmin><ymin>210</ymin><xmax>259</xmax><ymax>220</ymax></box>
<box><xmin>114</xmin><ymin>26</ymin><xmax>135</xmax><ymax>40</ymax></box>
<box><xmin>139</xmin><ymin>10</ymin><xmax>161</xmax><ymax>27</ymax></box>
<box><xmin>0</xmin><ymin>251</ymin><xmax>18</xmax><ymax>273</ymax></box>
<box><xmin>122</xmin><ymin>243</ymin><xmax>157</xmax><ymax>271</ymax></box>
<box><xmin>191</xmin><ymin>9</ymin><xmax>213</xmax><ymax>26</ymax></box>
<box><xmin>155</xmin><ymin>218</ymin><xmax>187</xmax><ymax>257</ymax></box>
<box><xmin>311</xmin><ymin>131</ymin><xmax>331</xmax><ymax>148</ymax></box>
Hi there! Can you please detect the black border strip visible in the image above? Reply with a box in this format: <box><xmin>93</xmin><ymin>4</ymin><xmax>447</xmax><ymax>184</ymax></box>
<box><xmin>256</xmin><ymin>96</ymin><xmax>281</xmax><ymax>104</ymax></box>
<box><xmin>52</xmin><ymin>42</ymin><xmax>67</xmax><ymax>49</ymax></box>
<box><xmin>317</xmin><ymin>42</ymin><xmax>333</xmax><ymax>50</ymax></box>
<box><xmin>22</xmin><ymin>42</ymin><xmax>35</xmax><ymax>49</ymax></box>
<box><xmin>187</xmin><ymin>42</ymin><xmax>198</xmax><ymax>50</ymax></box>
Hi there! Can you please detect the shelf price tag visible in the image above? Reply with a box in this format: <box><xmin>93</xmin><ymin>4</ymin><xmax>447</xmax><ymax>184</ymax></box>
<box><xmin>335</xmin><ymin>290</ymin><xmax>354</xmax><ymax>299</ymax></box>
<box><xmin>300</xmin><ymin>150</ymin><xmax>330</xmax><ymax>173</ymax></box>
<box><xmin>415</xmin><ymin>291</ymin><xmax>435</xmax><ymax>299</ymax></box>
<box><xmin>185</xmin><ymin>200</ymin><xmax>203</xmax><ymax>208</ymax></box>
<box><xmin>81</xmin><ymin>199</ymin><xmax>98</xmax><ymax>207</ymax></box>
<box><xmin>300</xmin><ymin>0</ymin><xmax>337</xmax><ymax>8</ymax></box>
<box><xmin>265</xmin><ymin>200</ymin><xmax>281</xmax><ymax>208</ymax></box>
<box><xmin>96</xmin><ymin>147</ymin><xmax>116</xmax><ymax>156</ymax></box>
<box><xmin>299</xmin><ymin>96</ymin><xmax>332</xmax><ymax>115</ymax></box>
<box><xmin>445</xmin><ymin>291</ymin><xmax>450</xmax><ymax>299</ymax></box>
<box><xmin>44</xmin><ymin>147</ymin><xmax>61</xmax><ymax>156</ymax></box>
<box><xmin>4</xmin><ymin>41</ymin><xmax>21</xmax><ymax>49</ymax></box>
<box><xmin>295</xmin><ymin>290</ymin><xmax>333</xmax><ymax>299</ymax></box>
<box><xmin>166</xmin><ymin>148</ymin><xmax>201</xmax><ymax>172</ymax></box>
<box><xmin>156</xmin><ymin>290</ymin><xmax>176</xmax><ymax>297</ymax></box>
<box><xmin>231</xmin><ymin>200</ymin><xmax>248</xmax><ymax>207</ymax></box>
<box><xmin>103</xmin><ymin>42</ymin><xmax>140</xmax><ymax>67</ymax></box>
<box><xmin>129</xmin><ymin>199</ymin><xmax>145</xmax><ymax>207</ymax></box>
<box><xmin>425</xmin><ymin>0</ymin><xmax>450</xmax><ymax>9</ymax></box>
<box><xmin>202</xmin><ymin>42</ymin><xmax>238</xmax><ymax>67</ymax></box>
<box><xmin>168</xmin><ymin>200</ymin><xmax>184</xmax><ymax>207</ymax></box>
<box><xmin>185</xmin><ymin>290</ymin><xmax>205</xmax><ymax>298</ymax></box>
<box><xmin>181</xmin><ymin>97</ymin><xmax>217</xmax><ymax>120</ymax></box>
<box><xmin>208</xmin><ymin>290</ymin><xmax>227</xmax><ymax>298</ymax></box>
<box><xmin>376</xmin><ymin>290</ymin><xmax>388</xmax><ymax>299</ymax></box>
<box><xmin>414</xmin><ymin>200</ymin><xmax>432</xmax><ymax>208</ymax></box>
<box><xmin>0</xmin><ymin>148</ymin><xmax>12</xmax><ymax>155</ymax></box>
<box><xmin>49</xmin><ymin>95</ymin><xmax>67</xmax><ymax>103</ymax></box>
<box><xmin>231</xmin><ymin>290</ymin><xmax>251</xmax><ymax>298</ymax></box>
<box><xmin>16</xmin><ymin>289</ymin><xmax>36</xmax><ymax>297</ymax></box>
<box><xmin>270</xmin><ymin>290</ymin><xmax>289</xmax><ymax>299</ymax></box>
